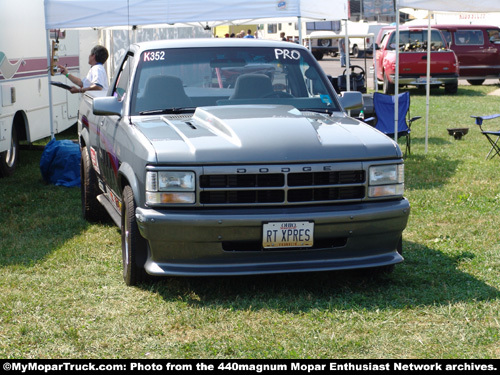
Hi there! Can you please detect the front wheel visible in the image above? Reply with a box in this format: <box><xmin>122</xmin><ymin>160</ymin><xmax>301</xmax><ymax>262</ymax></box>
<box><xmin>312</xmin><ymin>51</ymin><xmax>324</xmax><ymax>60</ymax></box>
<box><xmin>122</xmin><ymin>185</ymin><xmax>148</xmax><ymax>286</ymax></box>
<box><xmin>467</xmin><ymin>79</ymin><xmax>484</xmax><ymax>86</ymax></box>
<box><xmin>383</xmin><ymin>73</ymin><xmax>395</xmax><ymax>95</ymax></box>
<box><xmin>368</xmin><ymin>237</ymin><xmax>403</xmax><ymax>276</ymax></box>
<box><xmin>0</xmin><ymin>126</ymin><xmax>19</xmax><ymax>177</ymax></box>
<box><xmin>444</xmin><ymin>82</ymin><xmax>458</xmax><ymax>94</ymax></box>
<box><xmin>352</xmin><ymin>45</ymin><xmax>360</xmax><ymax>58</ymax></box>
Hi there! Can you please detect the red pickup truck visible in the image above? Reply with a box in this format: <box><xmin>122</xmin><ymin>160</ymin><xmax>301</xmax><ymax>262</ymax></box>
<box><xmin>375</xmin><ymin>27</ymin><xmax>459</xmax><ymax>94</ymax></box>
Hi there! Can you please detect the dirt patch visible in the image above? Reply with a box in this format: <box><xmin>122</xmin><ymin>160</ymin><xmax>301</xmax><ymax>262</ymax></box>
<box><xmin>488</xmin><ymin>88</ymin><xmax>500</xmax><ymax>96</ymax></box>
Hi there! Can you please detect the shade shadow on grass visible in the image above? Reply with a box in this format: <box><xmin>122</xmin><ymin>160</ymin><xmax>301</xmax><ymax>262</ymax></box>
<box><xmin>404</xmin><ymin>154</ymin><xmax>461</xmax><ymax>190</ymax></box>
<box><xmin>144</xmin><ymin>240</ymin><xmax>499</xmax><ymax>313</ymax></box>
<box><xmin>0</xmin><ymin>148</ymin><xmax>87</xmax><ymax>267</ymax></box>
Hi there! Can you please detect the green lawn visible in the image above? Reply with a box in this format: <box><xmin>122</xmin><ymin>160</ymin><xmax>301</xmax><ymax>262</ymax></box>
<box><xmin>1</xmin><ymin>85</ymin><xmax>499</xmax><ymax>359</ymax></box>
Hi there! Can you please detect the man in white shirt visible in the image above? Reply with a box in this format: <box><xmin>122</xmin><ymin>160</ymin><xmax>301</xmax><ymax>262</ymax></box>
<box><xmin>58</xmin><ymin>45</ymin><xmax>109</xmax><ymax>94</ymax></box>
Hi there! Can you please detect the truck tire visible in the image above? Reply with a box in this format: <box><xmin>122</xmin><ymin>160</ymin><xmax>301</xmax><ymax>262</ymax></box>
<box><xmin>467</xmin><ymin>79</ymin><xmax>484</xmax><ymax>86</ymax></box>
<box><xmin>121</xmin><ymin>185</ymin><xmax>148</xmax><ymax>286</ymax></box>
<box><xmin>312</xmin><ymin>51</ymin><xmax>324</xmax><ymax>61</ymax></box>
<box><xmin>81</xmin><ymin>146</ymin><xmax>107</xmax><ymax>222</ymax></box>
<box><xmin>352</xmin><ymin>45</ymin><xmax>360</xmax><ymax>58</ymax></box>
<box><xmin>367</xmin><ymin>237</ymin><xmax>403</xmax><ymax>276</ymax></box>
<box><xmin>383</xmin><ymin>73</ymin><xmax>395</xmax><ymax>95</ymax></box>
<box><xmin>444</xmin><ymin>82</ymin><xmax>458</xmax><ymax>94</ymax></box>
<box><xmin>0</xmin><ymin>126</ymin><xmax>19</xmax><ymax>177</ymax></box>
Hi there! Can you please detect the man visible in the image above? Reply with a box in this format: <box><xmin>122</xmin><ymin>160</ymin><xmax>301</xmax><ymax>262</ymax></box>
<box><xmin>243</xmin><ymin>29</ymin><xmax>255</xmax><ymax>39</ymax></box>
<box><xmin>58</xmin><ymin>45</ymin><xmax>109</xmax><ymax>94</ymax></box>
<box><xmin>339</xmin><ymin>38</ymin><xmax>348</xmax><ymax>68</ymax></box>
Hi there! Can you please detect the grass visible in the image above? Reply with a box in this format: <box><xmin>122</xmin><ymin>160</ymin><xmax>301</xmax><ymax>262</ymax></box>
<box><xmin>1</xmin><ymin>85</ymin><xmax>500</xmax><ymax>359</ymax></box>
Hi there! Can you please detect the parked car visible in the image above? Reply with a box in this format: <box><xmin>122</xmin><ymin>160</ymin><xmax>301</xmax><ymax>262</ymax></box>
<box><xmin>409</xmin><ymin>24</ymin><xmax>500</xmax><ymax>85</ymax></box>
<box><xmin>375</xmin><ymin>27</ymin><xmax>459</xmax><ymax>94</ymax></box>
<box><xmin>78</xmin><ymin>38</ymin><xmax>410</xmax><ymax>286</ymax></box>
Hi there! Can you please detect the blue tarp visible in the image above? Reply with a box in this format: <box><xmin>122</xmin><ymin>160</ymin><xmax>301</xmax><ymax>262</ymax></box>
<box><xmin>40</xmin><ymin>138</ymin><xmax>81</xmax><ymax>187</ymax></box>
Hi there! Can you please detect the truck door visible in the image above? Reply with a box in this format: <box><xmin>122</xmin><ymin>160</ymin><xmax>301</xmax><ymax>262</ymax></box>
<box><xmin>375</xmin><ymin>31</ymin><xmax>391</xmax><ymax>81</ymax></box>
<box><xmin>484</xmin><ymin>28</ymin><xmax>500</xmax><ymax>77</ymax></box>
<box><xmin>452</xmin><ymin>29</ymin><xmax>489</xmax><ymax>77</ymax></box>
<box><xmin>97</xmin><ymin>53</ymin><xmax>133</xmax><ymax>207</ymax></box>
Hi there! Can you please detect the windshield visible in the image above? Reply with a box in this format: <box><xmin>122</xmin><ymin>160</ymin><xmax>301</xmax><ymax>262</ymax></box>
<box><xmin>388</xmin><ymin>30</ymin><xmax>446</xmax><ymax>51</ymax></box>
<box><xmin>130</xmin><ymin>46</ymin><xmax>340</xmax><ymax>115</ymax></box>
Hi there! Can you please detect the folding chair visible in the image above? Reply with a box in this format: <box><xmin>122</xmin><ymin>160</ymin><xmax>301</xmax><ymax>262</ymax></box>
<box><xmin>470</xmin><ymin>114</ymin><xmax>500</xmax><ymax>160</ymax></box>
<box><xmin>367</xmin><ymin>92</ymin><xmax>421</xmax><ymax>156</ymax></box>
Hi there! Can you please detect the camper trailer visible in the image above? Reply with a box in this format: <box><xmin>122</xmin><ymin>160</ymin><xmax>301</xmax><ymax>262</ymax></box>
<box><xmin>0</xmin><ymin>0</ymin><xmax>81</xmax><ymax>177</ymax></box>
<box><xmin>304</xmin><ymin>21</ymin><xmax>389</xmax><ymax>60</ymax></box>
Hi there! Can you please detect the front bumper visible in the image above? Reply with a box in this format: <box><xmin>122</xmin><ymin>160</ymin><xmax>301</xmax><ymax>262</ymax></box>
<box><xmin>136</xmin><ymin>199</ymin><xmax>410</xmax><ymax>276</ymax></box>
<box><xmin>390</xmin><ymin>74</ymin><xmax>458</xmax><ymax>86</ymax></box>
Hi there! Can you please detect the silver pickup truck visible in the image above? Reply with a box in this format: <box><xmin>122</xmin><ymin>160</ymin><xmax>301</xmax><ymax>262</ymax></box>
<box><xmin>78</xmin><ymin>39</ymin><xmax>410</xmax><ymax>286</ymax></box>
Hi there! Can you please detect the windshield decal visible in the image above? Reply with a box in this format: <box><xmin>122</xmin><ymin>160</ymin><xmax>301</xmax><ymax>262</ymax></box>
<box><xmin>320</xmin><ymin>95</ymin><xmax>332</xmax><ymax>105</ymax></box>
<box><xmin>143</xmin><ymin>51</ymin><xmax>165</xmax><ymax>62</ymax></box>
<box><xmin>274</xmin><ymin>49</ymin><xmax>301</xmax><ymax>60</ymax></box>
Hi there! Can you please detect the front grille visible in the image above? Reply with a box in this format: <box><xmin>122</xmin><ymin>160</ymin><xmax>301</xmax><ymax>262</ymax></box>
<box><xmin>199</xmin><ymin>165</ymin><xmax>366</xmax><ymax>206</ymax></box>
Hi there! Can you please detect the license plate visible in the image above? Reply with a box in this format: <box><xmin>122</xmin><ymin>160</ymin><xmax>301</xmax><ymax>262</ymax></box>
<box><xmin>262</xmin><ymin>221</ymin><xmax>314</xmax><ymax>249</ymax></box>
<box><xmin>416</xmin><ymin>77</ymin><xmax>438</xmax><ymax>84</ymax></box>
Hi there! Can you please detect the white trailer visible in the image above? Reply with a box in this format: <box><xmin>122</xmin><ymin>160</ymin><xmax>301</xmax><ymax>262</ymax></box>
<box><xmin>0</xmin><ymin>0</ymin><xmax>81</xmax><ymax>177</ymax></box>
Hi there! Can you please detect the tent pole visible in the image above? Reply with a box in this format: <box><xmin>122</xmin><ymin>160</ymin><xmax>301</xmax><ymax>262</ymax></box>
<box><xmin>46</xmin><ymin>29</ymin><xmax>55</xmax><ymax>140</ymax></box>
<box><xmin>298</xmin><ymin>16</ymin><xmax>302</xmax><ymax>45</ymax></box>
<box><xmin>373</xmin><ymin>35</ymin><xmax>377</xmax><ymax>91</ymax></box>
<box><xmin>394</xmin><ymin>1</ymin><xmax>400</xmax><ymax>142</ymax></box>
<box><xmin>344</xmin><ymin>19</ymin><xmax>350</xmax><ymax>91</ymax></box>
<box><xmin>425</xmin><ymin>12</ymin><xmax>432</xmax><ymax>154</ymax></box>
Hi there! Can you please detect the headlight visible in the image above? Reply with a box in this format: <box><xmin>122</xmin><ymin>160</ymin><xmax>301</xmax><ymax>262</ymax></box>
<box><xmin>368</xmin><ymin>164</ymin><xmax>404</xmax><ymax>198</ymax></box>
<box><xmin>146</xmin><ymin>171</ymin><xmax>195</xmax><ymax>205</ymax></box>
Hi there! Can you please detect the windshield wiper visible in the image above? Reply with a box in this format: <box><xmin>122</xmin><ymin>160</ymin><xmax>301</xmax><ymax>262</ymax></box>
<box><xmin>139</xmin><ymin>107</ymin><xmax>196</xmax><ymax>115</ymax></box>
<box><xmin>299</xmin><ymin>107</ymin><xmax>335</xmax><ymax>115</ymax></box>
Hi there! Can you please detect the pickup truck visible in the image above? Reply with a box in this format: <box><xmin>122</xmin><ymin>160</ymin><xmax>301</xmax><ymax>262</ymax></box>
<box><xmin>78</xmin><ymin>38</ymin><xmax>410</xmax><ymax>286</ymax></box>
<box><xmin>375</xmin><ymin>27</ymin><xmax>459</xmax><ymax>94</ymax></box>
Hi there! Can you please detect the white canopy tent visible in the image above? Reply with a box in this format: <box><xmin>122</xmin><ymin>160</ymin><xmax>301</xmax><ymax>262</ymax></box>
<box><xmin>43</xmin><ymin>0</ymin><xmax>348</xmax><ymax>136</ymax></box>
<box><xmin>44</xmin><ymin>0</ymin><xmax>348</xmax><ymax>30</ymax></box>
<box><xmin>395</xmin><ymin>0</ymin><xmax>500</xmax><ymax>153</ymax></box>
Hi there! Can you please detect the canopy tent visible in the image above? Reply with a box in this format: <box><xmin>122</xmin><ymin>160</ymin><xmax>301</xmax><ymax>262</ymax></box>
<box><xmin>395</xmin><ymin>1</ymin><xmax>500</xmax><ymax>153</ymax></box>
<box><xmin>44</xmin><ymin>0</ymin><xmax>348</xmax><ymax>29</ymax></box>
<box><xmin>43</xmin><ymin>0</ymin><xmax>349</xmax><ymax>136</ymax></box>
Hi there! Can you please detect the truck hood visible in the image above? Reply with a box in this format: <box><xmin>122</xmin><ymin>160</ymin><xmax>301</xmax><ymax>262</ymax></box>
<box><xmin>134</xmin><ymin>105</ymin><xmax>401</xmax><ymax>163</ymax></box>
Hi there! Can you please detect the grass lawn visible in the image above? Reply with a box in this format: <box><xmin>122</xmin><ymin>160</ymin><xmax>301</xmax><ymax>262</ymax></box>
<box><xmin>0</xmin><ymin>84</ymin><xmax>499</xmax><ymax>359</ymax></box>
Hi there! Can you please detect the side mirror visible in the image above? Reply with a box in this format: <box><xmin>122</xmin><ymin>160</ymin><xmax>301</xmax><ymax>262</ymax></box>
<box><xmin>339</xmin><ymin>91</ymin><xmax>363</xmax><ymax>110</ymax></box>
<box><xmin>93</xmin><ymin>96</ymin><xmax>123</xmax><ymax>117</ymax></box>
